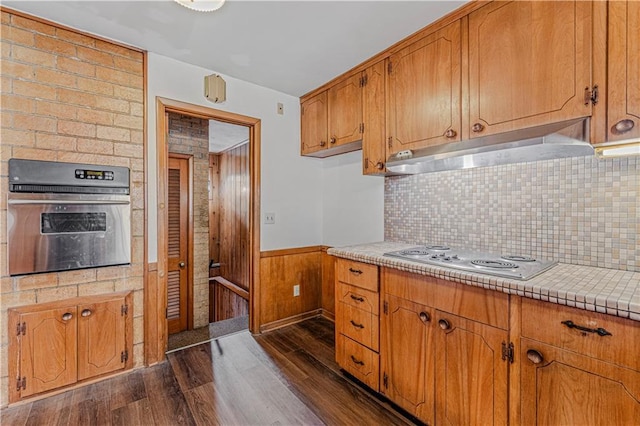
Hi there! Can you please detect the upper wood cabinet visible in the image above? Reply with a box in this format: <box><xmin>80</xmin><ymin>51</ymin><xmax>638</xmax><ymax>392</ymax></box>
<box><xmin>300</xmin><ymin>91</ymin><xmax>328</xmax><ymax>155</ymax></box>
<box><xmin>387</xmin><ymin>20</ymin><xmax>462</xmax><ymax>156</ymax></box>
<box><xmin>606</xmin><ymin>0</ymin><xmax>640</xmax><ymax>142</ymax></box>
<box><xmin>328</xmin><ymin>73</ymin><xmax>363</xmax><ymax>147</ymax></box>
<box><xmin>467</xmin><ymin>1</ymin><xmax>593</xmax><ymax>138</ymax></box>
<box><xmin>362</xmin><ymin>61</ymin><xmax>386</xmax><ymax>175</ymax></box>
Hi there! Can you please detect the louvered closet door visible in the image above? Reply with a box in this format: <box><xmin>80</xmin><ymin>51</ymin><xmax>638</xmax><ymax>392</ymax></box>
<box><xmin>167</xmin><ymin>155</ymin><xmax>189</xmax><ymax>334</ymax></box>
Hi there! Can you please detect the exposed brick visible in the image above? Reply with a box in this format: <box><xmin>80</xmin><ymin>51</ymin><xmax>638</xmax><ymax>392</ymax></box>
<box><xmin>35</xmin><ymin>68</ymin><xmax>76</xmax><ymax>88</ymax></box>
<box><xmin>1</xmin><ymin>11</ymin><xmax>10</xmax><ymax>24</ymax></box>
<box><xmin>57</xmin><ymin>268</ymin><xmax>97</xmax><ymax>285</ymax></box>
<box><xmin>76</xmin><ymin>108</ymin><xmax>113</xmax><ymax>126</ymax></box>
<box><xmin>77</xmin><ymin>76</ymin><xmax>113</xmax><ymax>96</ymax></box>
<box><xmin>0</xmin><ymin>94</ymin><xmax>34</xmax><ymax>113</ymax></box>
<box><xmin>36</xmin><ymin>100</ymin><xmax>77</xmax><ymax>120</ymax></box>
<box><xmin>0</xmin><ymin>61</ymin><xmax>35</xmax><ymax>79</ymax></box>
<box><xmin>114</xmin><ymin>142</ymin><xmax>142</xmax><ymax>158</ymax></box>
<box><xmin>13</xmin><ymin>80</ymin><xmax>57</xmax><ymax>100</ymax></box>
<box><xmin>130</xmin><ymin>158</ymin><xmax>144</xmax><ymax>172</ymax></box>
<box><xmin>95</xmin><ymin>39</ymin><xmax>143</xmax><ymax>61</ymax></box>
<box><xmin>76</xmin><ymin>138</ymin><xmax>113</xmax><ymax>155</ymax></box>
<box><xmin>36</xmin><ymin>133</ymin><xmax>77</xmax><ymax>151</ymax></box>
<box><xmin>97</xmin><ymin>266</ymin><xmax>130</xmax><ymax>281</ymax></box>
<box><xmin>97</xmin><ymin>125</ymin><xmax>130</xmax><ymax>142</ymax></box>
<box><xmin>11</xmin><ymin>15</ymin><xmax>56</xmax><ymax>36</ymax></box>
<box><xmin>131</xmin><ymin>130</ymin><xmax>144</xmax><ymax>144</ymax></box>
<box><xmin>58</xmin><ymin>120</ymin><xmax>96</xmax><ymax>137</ymax></box>
<box><xmin>132</xmin><ymin>209</ymin><xmax>144</xmax><ymax>236</ymax></box>
<box><xmin>113</xmin><ymin>56</ymin><xmax>143</xmax><ymax>75</ymax></box>
<box><xmin>115</xmin><ymin>276</ymin><xmax>143</xmax><ymax>292</ymax></box>
<box><xmin>13</xmin><ymin>113</ymin><xmax>57</xmax><ymax>132</ymax></box>
<box><xmin>113</xmin><ymin>86</ymin><xmax>143</xmax><ymax>102</ymax></box>
<box><xmin>1</xmin><ymin>42</ymin><xmax>11</xmax><ymax>59</ymax></box>
<box><xmin>12</xmin><ymin>45</ymin><xmax>55</xmax><ymax>67</ymax></box>
<box><xmin>76</xmin><ymin>45</ymin><xmax>114</xmax><ymax>67</ymax></box>
<box><xmin>0</xmin><ymin>128</ymin><xmax>35</xmax><ymax>146</ymax></box>
<box><xmin>96</xmin><ymin>66</ymin><xmax>134</xmax><ymax>87</ymax></box>
<box><xmin>95</xmin><ymin>96</ymin><xmax>129</xmax><ymax>113</ymax></box>
<box><xmin>36</xmin><ymin>285</ymin><xmax>78</xmax><ymax>303</ymax></box>
<box><xmin>57</xmin><ymin>151</ymin><xmax>129</xmax><ymax>167</ymax></box>
<box><xmin>130</xmin><ymin>102</ymin><xmax>143</xmax><ymax>117</ymax></box>
<box><xmin>0</xmin><ymin>277</ymin><xmax>13</xmax><ymax>294</ymax></box>
<box><xmin>55</xmin><ymin>28</ymin><xmax>96</xmax><ymax>47</ymax></box>
<box><xmin>11</xmin><ymin>147</ymin><xmax>58</xmax><ymax>161</ymax></box>
<box><xmin>56</xmin><ymin>56</ymin><xmax>96</xmax><ymax>77</ymax></box>
<box><xmin>15</xmin><ymin>273</ymin><xmax>58</xmax><ymax>291</ymax></box>
<box><xmin>133</xmin><ymin>316</ymin><xmax>143</xmax><ymax>344</ymax></box>
<box><xmin>78</xmin><ymin>280</ymin><xmax>115</xmax><ymax>296</ymax></box>
<box><xmin>0</xmin><ymin>76</ymin><xmax>12</xmax><ymax>94</ymax></box>
<box><xmin>1</xmin><ymin>111</ymin><xmax>13</xmax><ymax>128</ymax></box>
<box><xmin>0</xmin><ymin>24</ymin><xmax>35</xmax><ymax>46</ymax></box>
<box><xmin>113</xmin><ymin>114</ymin><xmax>143</xmax><ymax>130</ymax></box>
<box><xmin>57</xmin><ymin>88</ymin><xmax>97</xmax><ymax>107</ymax></box>
<box><xmin>34</xmin><ymin>34</ymin><xmax>77</xmax><ymax>57</ymax></box>
<box><xmin>0</xmin><ymin>290</ymin><xmax>36</xmax><ymax>308</ymax></box>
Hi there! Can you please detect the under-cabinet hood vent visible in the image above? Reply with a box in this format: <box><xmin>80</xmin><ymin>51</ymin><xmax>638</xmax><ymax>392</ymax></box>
<box><xmin>386</xmin><ymin>118</ymin><xmax>594</xmax><ymax>174</ymax></box>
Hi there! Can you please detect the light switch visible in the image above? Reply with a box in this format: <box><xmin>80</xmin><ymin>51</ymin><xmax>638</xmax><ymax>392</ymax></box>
<box><xmin>265</xmin><ymin>213</ymin><xmax>275</xmax><ymax>224</ymax></box>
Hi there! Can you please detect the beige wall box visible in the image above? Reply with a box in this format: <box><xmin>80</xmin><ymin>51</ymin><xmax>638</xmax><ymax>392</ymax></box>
<box><xmin>204</xmin><ymin>74</ymin><xmax>226</xmax><ymax>103</ymax></box>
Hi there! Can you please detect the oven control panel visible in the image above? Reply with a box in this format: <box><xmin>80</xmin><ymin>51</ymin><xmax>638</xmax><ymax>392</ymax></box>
<box><xmin>75</xmin><ymin>169</ymin><xmax>115</xmax><ymax>180</ymax></box>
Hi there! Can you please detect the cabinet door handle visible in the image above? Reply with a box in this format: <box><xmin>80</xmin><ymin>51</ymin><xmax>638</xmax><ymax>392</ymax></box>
<box><xmin>419</xmin><ymin>311</ymin><xmax>431</xmax><ymax>323</ymax></box>
<box><xmin>612</xmin><ymin>119</ymin><xmax>635</xmax><ymax>135</ymax></box>
<box><xmin>348</xmin><ymin>267</ymin><xmax>363</xmax><ymax>275</ymax></box>
<box><xmin>330</xmin><ymin>137</ymin><xmax>337</xmax><ymax>144</ymax></box>
<box><xmin>561</xmin><ymin>320</ymin><xmax>612</xmax><ymax>337</ymax></box>
<box><xmin>526</xmin><ymin>349</ymin><xmax>544</xmax><ymax>364</ymax></box>
<box><xmin>375</xmin><ymin>162</ymin><xmax>384</xmax><ymax>170</ymax></box>
<box><xmin>81</xmin><ymin>309</ymin><xmax>92</xmax><ymax>317</ymax></box>
<box><xmin>61</xmin><ymin>312</ymin><xmax>73</xmax><ymax>321</ymax></box>
<box><xmin>444</xmin><ymin>129</ymin><xmax>457</xmax><ymax>138</ymax></box>
<box><xmin>320</xmin><ymin>140</ymin><xmax>326</xmax><ymax>147</ymax></box>
<box><xmin>350</xmin><ymin>294</ymin><xmax>365</xmax><ymax>303</ymax></box>
<box><xmin>350</xmin><ymin>355</ymin><xmax>365</xmax><ymax>366</ymax></box>
<box><xmin>350</xmin><ymin>320</ymin><xmax>365</xmax><ymax>329</ymax></box>
<box><xmin>438</xmin><ymin>319</ymin><xmax>451</xmax><ymax>330</ymax></box>
<box><xmin>471</xmin><ymin>123</ymin><xmax>485</xmax><ymax>133</ymax></box>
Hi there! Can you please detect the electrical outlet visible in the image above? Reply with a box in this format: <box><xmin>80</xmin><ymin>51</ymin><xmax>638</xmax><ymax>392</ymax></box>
<box><xmin>277</xmin><ymin>102</ymin><xmax>284</xmax><ymax>115</ymax></box>
<box><xmin>293</xmin><ymin>284</ymin><xmax>300</xmax><ymax>297</ymax></box>
<box><xmin>265</xmin><ymin>213</ymin><xmax>275</xmax><ymax>224</ymax></box>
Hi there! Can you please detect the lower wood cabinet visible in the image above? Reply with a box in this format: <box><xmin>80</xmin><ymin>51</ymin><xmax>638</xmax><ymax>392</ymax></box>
<box><xmin>8</xmin><ymin>291</ymin><xmax>132</xmax><ymax>403</ymax></box>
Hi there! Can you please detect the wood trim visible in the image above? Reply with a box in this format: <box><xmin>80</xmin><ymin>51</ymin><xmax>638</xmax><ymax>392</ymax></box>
<box><xmin>259</xmin><ymin>309</ymin><xmax>324</xmax><ymax>333</ymax></box>
<box><xmin>0</xmin><ymin>6</ymin><xmax>145</xmax><ymax>53</ymax></box>
<box><xmin>210</xmin><ymin>277</ymin><xmax>250</xmax><ymax>300</ymax></box>
<box><xmin>300</xmin><ymin>0</ymin><xmax>489</xmax><ymax>101</ymax></box>
<box><xmin>155</xmin><ymin>98</ymin><xmax>261</xmax><ymax>357</ymax></box>
<box><xmin>260</xmin><ymin>245</ymin><xmax>325</xmax><ymax>258</ymax></box>
<box><xmin>320</xmin><ymin>309</ymin><xmax>335</xmax><ymax>322</ymax></box>
<box><xmin>509</xmin><ymin>295</ymin><xmax>522</xmax><ymax>426</ymax></box>
<box><xmin>591</xmin><ymin>0</ymin><xmax>608</xmax><ymax>144</ymax></box>
<box><xmin>144</xmin><ymin>264</ymin><xmax>160</xmax><ymax>365</ymax></box>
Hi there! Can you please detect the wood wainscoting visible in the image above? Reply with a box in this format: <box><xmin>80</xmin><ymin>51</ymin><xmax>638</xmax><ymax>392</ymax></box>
<box><xmin>259</xmin><ymin>246</ymin><xmax>335</xmax><ymax>332</ymax></box>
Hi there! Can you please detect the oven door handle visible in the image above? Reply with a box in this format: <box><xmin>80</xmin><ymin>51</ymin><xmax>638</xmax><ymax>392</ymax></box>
<box><xmin>8</xmin><ymin>199</ymin><xmax>130</xmax><ymax>205</ymax></box>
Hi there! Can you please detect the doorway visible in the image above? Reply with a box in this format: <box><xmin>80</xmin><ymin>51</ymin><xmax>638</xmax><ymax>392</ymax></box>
<box><xmin>152</xmin><ymin>98</ymin><xmax>261</xmax><ymax>358</ymax></box>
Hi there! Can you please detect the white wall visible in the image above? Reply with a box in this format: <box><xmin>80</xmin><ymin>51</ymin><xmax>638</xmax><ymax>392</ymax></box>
<box><xmin>321</xmin><ymin>151</ymin><xmax>385</xmax><ymax>247</ymax></box>
<box><xmin>147</xmin><ymin>53</ymin><xmax>324</xmax><ymax>261</ymax></box>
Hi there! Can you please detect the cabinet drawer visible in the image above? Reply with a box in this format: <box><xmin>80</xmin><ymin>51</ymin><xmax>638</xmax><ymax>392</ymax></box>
<box><xmin>337</xmin><ymin>334</ymin><xmax>379</xmax><ymax>392</ymax></box>
<box><xmin>338</xmin><ymin>302</ymin><xmax>379</xmax><ymax>351</ymax></box>
<box><xmin>336</xmin><ymin>259</ymin><xmax>378</xmax><ymax>291</ymax></box>
<box><xmin>521</xmin><ymin>298</ymin><xmax>640</xmax><ymax>371</ymax></box>
<box><xmin>337</xmin><ymin>282</ymin><xmax>379</xmax><ymax>315</ymax></box>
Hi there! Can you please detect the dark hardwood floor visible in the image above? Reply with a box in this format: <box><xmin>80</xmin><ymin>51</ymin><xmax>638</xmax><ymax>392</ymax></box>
<box><xmin>1</xmin><ymin>317</ymin><xmax>414</xmax><ymax>425</ymax></box>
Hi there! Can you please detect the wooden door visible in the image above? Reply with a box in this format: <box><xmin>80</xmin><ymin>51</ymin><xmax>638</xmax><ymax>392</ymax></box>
<box><xmin>328</xmin><ymin>73</ymin><xmax>363</xmax><ymax>147</ymax></box>
<box><xmin>77</xmin><ymin>297</ymin><xmax>127</xmax><ymax>380</ymax></box>
<box><xmin>167</xmin><ymin>155</ymin><xmax>190</xmax><ymax>334</ymax></box>
<box><xmin>301</xmin><ymin>91</ymin><xmax>328</xmax><ymax>155</ymax></box>
<box><xmin>380</xmin><ymin>294</ymin><xmax>435</xmax><ymax>424</ymax></box>
<box><xmin>19</xmin><ymin>306</ymin><xmax>77</xmax><ymax>397</ymax></box>
<box><xmin>520</xmin><ymin>338</ymin><xmax>640</xmax><ymax>425</ymax></box>
<box><xmin>434</xmin><ymin>311</ymin><xmax>508</xmax><ymax>426</ymax></box>
<box><xmin>468</xmin><ymin>1</ymin><xmax>593</xmax><ymax>138</ymax></box>
<box><xmin>607</xmin><ymin>0</ymin><xmax>640</xmax><ymax>142</ymax></box>
<box><xmin>387</xmin><ymin>20</ymin><xmax>461</xmax><ymax>155</ymax></box>
<box><xmin>362</xmin><ymin>61</ymin><xmax>386</xmax><ymax>175</ymax></box>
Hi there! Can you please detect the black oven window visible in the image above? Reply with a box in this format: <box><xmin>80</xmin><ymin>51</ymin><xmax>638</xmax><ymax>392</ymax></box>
<box><xmin>41</xmin><ymin>212</ymin><xmax>107</xmax><ymax>234</ymax></box>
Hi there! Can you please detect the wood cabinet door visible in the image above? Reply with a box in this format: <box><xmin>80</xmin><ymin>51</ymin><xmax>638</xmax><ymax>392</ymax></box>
<box><xmin>19</xmin><ymin>306</ymin><xmax>77</xmax><ymax>398</ymax></box>
<box><xmin>301</xmin><ymin>91</ymin><xmax>328</xmax><ymax>155</ymax></box>
<box><xmin>380</xmin><ymin>294</ymin><xmax>435</xmax><ymax>424</ymax></box>
<box><xmin>77</xmin><ymin>298</ymin><xmax>127</xmax><ymax>380</ymax></box>
<box><xmin>434</xmin><ymin>311</ymin><xmax>508</xmax><ymax>426</ymax></box>
<box><xmin>607</xmin><ymin>0</ymin><xmax>640</xmax><ymax>142</ymax></box>
<box><xmin>328</xmin><ymin>73</ymin><xmax>363</xmax><ymax>147</ymax></box>
<box><xmin>468</xmin><ymin>1</ymin><xmax>592</xmax><ymax>138</ymax></box>
<box><xmin>387</xmin><ymin>20</ymin><xmax>461</xmax><ymax>155</ymax></box>
<box><xmin>362</xmin><ymin>61</ymin><xmax>386</xmax><ymax>175</ymax></box>
<box><xmin>520</xmin><ymin>338</ymin><xmax>640</xmax><ymax>425</ymax></box>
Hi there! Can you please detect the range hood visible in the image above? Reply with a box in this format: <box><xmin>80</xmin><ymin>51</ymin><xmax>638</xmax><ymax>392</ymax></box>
<box><xmin>386</xmin><ymin>118</ymin><xmax>595</xmax><ymax>174</ymax></box>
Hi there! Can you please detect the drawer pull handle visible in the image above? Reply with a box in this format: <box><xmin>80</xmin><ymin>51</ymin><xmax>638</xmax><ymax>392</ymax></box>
<box><xmin>526</xmin><ymin>349</ymin><xmax>544</xmax><ymax>365</ymax></box>
<box><xmin>561</xmin><ymin>320</ymin><xmax>612</xmax><ymax>337</ymax></box>
<box><xmin>61</xmin><ymin>312</ymin><xmax>73</xmax><ymax>321</ymax></box>
<box><xmin>350</xmin><ymin>355</ymin><xmax>365</xmax><ymax>366</ymax></box>
<box><xmin>348</xmin><ymin>268</ymin><xmax>363</xmax><ymax>275</ymax></box>
<box><xmin>350</xmin><ymin>320</ymin><xmax>365</xmax><ymax>329</ymax></box>
<box><xmin>438</xmin><ymin>319</ymin><xmax>451</xmax><ymax>331</ymax></box>
<box><xmin>419</xmin><ymin>311</ymin><xmax>431</xmax><ymax>323</ymax></box>
<box><xmin>81</xmin><ymin>309</ymin><xmax>92</xmax><ymax>317</ymax></box>
<box><xmin>350</xmin><ymin>295</ymin><xmax>365</xmax><ymax>303</ymax></box>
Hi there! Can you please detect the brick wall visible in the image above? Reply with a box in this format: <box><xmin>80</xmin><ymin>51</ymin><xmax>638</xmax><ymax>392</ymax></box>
<box><xmin>0</xmin><ymin>10</ymin><xmax>145</xmax><ymax>405</ymax></box>
<box><xmin>167</xmin><ymin>113</ymin><xmax>210</xmax><ymax>328</ymax></box>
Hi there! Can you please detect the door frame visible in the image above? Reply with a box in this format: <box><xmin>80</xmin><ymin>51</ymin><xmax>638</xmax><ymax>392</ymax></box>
<box><xmin>152</xmin><ymin>97</ymin><xmax>261</xmax><ymax>358</ymax></box>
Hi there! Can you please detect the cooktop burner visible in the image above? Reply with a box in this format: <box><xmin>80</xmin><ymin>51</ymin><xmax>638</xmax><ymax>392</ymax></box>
<box><xmin>384</xmin><ymin>245</ymin><xmax>556</xmax><ymax>280</ymax></box>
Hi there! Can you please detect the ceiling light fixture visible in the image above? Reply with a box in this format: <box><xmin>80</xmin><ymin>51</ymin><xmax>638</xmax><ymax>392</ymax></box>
<box><xmin>174</xmin><ymin>0</ymin><xmax>226</xmax><ymax>12</ymax></box>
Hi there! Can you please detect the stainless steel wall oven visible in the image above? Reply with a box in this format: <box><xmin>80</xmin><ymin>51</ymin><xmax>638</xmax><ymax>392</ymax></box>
<box><xmin>7</xmin><ymin>159</ymin><xmax>131</xmax><ymax>276</ymax></box>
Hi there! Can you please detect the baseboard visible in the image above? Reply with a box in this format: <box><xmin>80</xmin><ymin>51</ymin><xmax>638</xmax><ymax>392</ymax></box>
<box><xmin>259</xmin><ymin>309</ymin><xmax>324</xmax><ymax>333</ymax></box>
<box><xmin>320</xmin><ymin>309</ymin><xmax>335</xmax><ymax>322</ymax></box>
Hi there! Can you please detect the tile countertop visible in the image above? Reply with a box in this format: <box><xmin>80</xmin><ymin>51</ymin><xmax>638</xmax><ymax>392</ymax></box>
<box><xmin>328</xmin><ymin>242</ymin><xmax>640</xmax><ymax>322</ymax></box>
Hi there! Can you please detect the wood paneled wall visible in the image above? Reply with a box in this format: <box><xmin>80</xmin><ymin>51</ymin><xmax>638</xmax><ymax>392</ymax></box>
<box><xmin>209</xmin><ymin>277</ymin><xmax>249</xmax><ymax>322</ymax></box>
<box><xmin>208</xmin><ymin>154</ymin><xmax>220</xmax><ymax>276</ymax></box>
<box><xmin>259</xmin><ymin>246</ymin><xmax>335</xmax><ymax>331</ymax></box>
<box><xmin>219</xmin><ymin>143</ymin><xmax>250</xmax><ymax>291</ymax></box>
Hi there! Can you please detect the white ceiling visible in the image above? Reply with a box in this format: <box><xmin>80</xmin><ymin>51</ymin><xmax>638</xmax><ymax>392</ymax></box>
<box><xmin>5</xmin><ymin>0</ymin><xmax>466</xmax><ymax>97</ymax></box>
<box><xmin>209</xmin><ymin>119</ymin><xmax>249</xmax><ymax>152</ymax></box>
